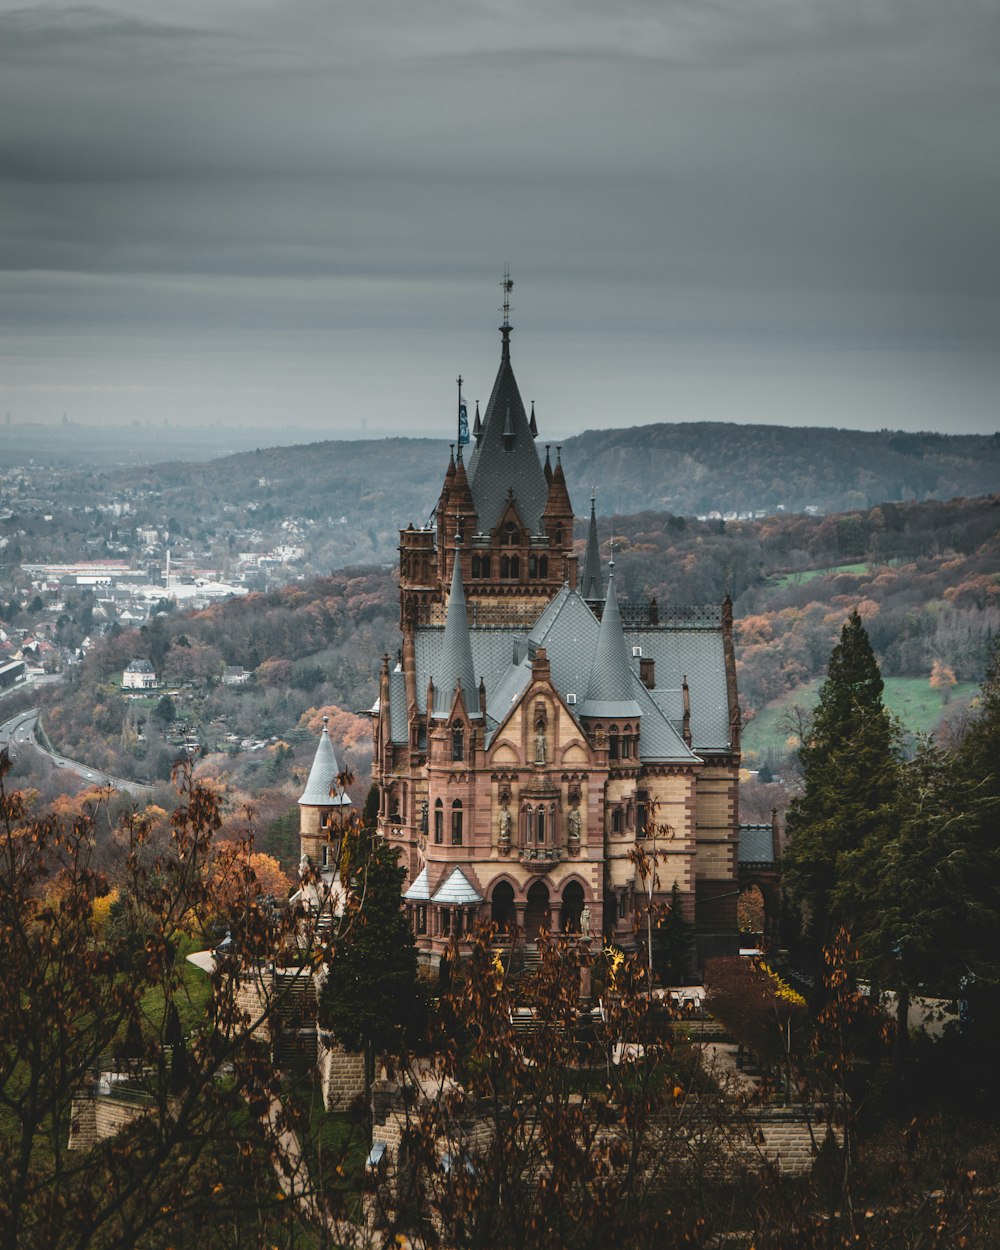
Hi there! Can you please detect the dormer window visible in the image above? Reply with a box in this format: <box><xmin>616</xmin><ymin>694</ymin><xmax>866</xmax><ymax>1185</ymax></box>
<box><xmin>502</xmin><ymin>523</ymin><xmax>520</xmax><ymax>546</ymax></box>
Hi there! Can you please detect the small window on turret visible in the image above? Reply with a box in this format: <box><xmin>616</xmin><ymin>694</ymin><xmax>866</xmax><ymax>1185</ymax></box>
<box><xmin>452</xmin><ymin>725</ymin><xmax>464</xmax><ymax>762</ymax></box>
<box><xmin>434</xmin><ymin>800</ymin><xmax>443</xmax><ymax>844</ymax></box>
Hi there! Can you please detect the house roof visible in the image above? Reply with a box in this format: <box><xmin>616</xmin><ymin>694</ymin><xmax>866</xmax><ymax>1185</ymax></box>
<box><xmin>739</xmin><ymin>824</ymin><xmax>777</xmax><ymax>866</ymax></box>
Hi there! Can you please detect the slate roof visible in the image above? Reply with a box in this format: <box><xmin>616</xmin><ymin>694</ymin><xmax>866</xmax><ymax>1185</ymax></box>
<box><xmin>465</xmin><ymin>330</ymin><xmax>548</xmax><ymax>536</ymax></box>
<box><xmin>403</xmin><ymin>866</ymin><xmax>431</xmax><ymax>901</ymax></box>
<box><xmin>432</xmin><ymin>868</ymin><xmax>483</xmax><ymax>905</ymax></box>
<box><xmin>579</xmin><ymin>572</ymin><xmax>642</xmax><ymax>720</ymax></box>
<box><xmin>298</xmin><ymin>721</ymin><xmax>353</xmax><ymax>807</ymax></box>
<box><xmin>432</xmin><ymin>556</ymin><xmax>481</xmax><ymax>719</ymax></box>
<box><xmin>739</xmin><ymin>824</ymin><xmax>777</xmax><ymax>866</ymax></box>
<box><xmin>402</xmin><ymin>581</ymin><xmax>713</xmax><ymax>764</ymax></box>
<box><xmin>626</xmin><ymin>626</ymin><xmax>731</xmax><ymax>752</ymax></box>
<box><xmin>581</xmin><ymin>495</ymin><xmax>603</xmax><ymax>600</ymax></box>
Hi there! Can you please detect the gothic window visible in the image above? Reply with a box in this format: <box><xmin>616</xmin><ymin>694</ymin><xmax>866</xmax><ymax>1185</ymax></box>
<box><xmin>537</xmin><ymin>808</ymin><xmax>545</xmax><ymax>845</ymax></box>
<box><xmin>636</xmin><ymin>790</ymin><xmax>648</xmax><ymax>838</ymax></box>
<box><xmin>529</xmin><ymin>555</ymin><xmax>537</xmax><ymax>578</ymax></box>
<box><xmin>472</xmin><ymin>555</ymin><xmax>481</xmax><ymax>578</ymax></box>
<box><xmin>612</xmin><ymin>807</ymin><xmax>623</xmax><ymax>834</ymax></box>
<box><xmin>510</xmin><ymin>555</ymin><xmax>520</xmax><ymax>579</ymax></box>
<box><xmin>523</xmin><ymin>804</ymin><xmax>533</xmax><ymax>845</ymax></box>
<box><xmin>481</xmin><ymin>554</ymin><xmax>491</xmax><ymax>578</ymax></box>
<box><xmin>451</xmin><ymin>799</ymin><xmax>463</xmax><ymax>846</ymax></box>
<box><xmin>539</xmin><ymin>555</ymin><xmax>548</xmax><ymax>578</ymax></box>
<box><xmin>609</xmin><ymin>727</ymin><xmax>620</xmax><ymax>760</ymax></box>
<box><xmin>554</xmin><ymin>524</ymin><xmax>563</xmax><ymax>546</ymax></box>
<box><xmin>434</xmin><ymin>799</ymin><xmax>443</xmax><ymax>844</ymax></box>
<box><xmin>452</xmin><ymin>725</ymin><xmax>464</xmax><ymax>762</ymax></box>
<box><xmin>503</xmin><ymin>523</ymin><xmax>520</xmax><ymax>546</ymax></box>
<box><xmin>617</xmin><ymin>892</ymin><xmax>627</xmax><ymax>920</ymax></box>
<box><xmin>500</xmin><ymin>555</ymin><xmax>510</xmax><ymax>578</ymax></box>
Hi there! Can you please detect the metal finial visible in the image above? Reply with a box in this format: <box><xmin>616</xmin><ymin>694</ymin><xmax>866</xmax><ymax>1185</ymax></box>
<box><xmin>500</xmin><ymin>266</ymin><xmax>513</xmax><ymax>325</ymax></box>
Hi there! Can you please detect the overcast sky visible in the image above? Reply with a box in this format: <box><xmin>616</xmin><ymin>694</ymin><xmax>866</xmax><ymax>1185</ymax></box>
<box><xmin>1</xmin><ymin>0</ymin><xmax>998</xmax><ymax>442</ymax></box>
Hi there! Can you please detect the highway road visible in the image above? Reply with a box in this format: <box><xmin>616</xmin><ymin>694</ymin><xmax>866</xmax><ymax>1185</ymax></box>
<box><xmin>0</xmin><ymin>707</ymin><xmax>154</xmax><ymax>798</ymax></box>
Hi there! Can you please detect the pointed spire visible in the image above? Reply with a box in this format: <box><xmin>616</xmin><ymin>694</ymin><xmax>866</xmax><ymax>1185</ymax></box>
<box><xmin>466</xmin><ymin>276</ymin><xmax>549</xmax><ymax>534</ymax></box>
<box><xmin>543</xmin><ymin>444</ymin><xmax>552</xmax><ymax>484</ymax></box>
<box><xmin>580</xmin><ymin>567</ymin><xmax>641</xmax><ymax>720</ymax></box>
<box><xmin>582</xmin><ymin>491</ymin><xmax>603</xmax><ymax>601</ymax></box>
<box><xmin>433</xmin><ymin>549</ymin><xmax>481</xmax><ymax>719</ymax></box>
<box><xmin>473</xmin><ymin>401</ymin><xmax>482</xmax><ymax>440</ymax></box>
<box><xmin>529</xmin><ymin>400</ymin><xmax>538</xmax><ymax>438</ymax></box>
<box><xmin>543</xmin><ymin>445</ymin><xmax>572</xmax><ymax>525</ymax></box>
<box><xmin>298</xmin><ymin>717</ymin><xmax>353</xmax><ymax>807</ymax></box>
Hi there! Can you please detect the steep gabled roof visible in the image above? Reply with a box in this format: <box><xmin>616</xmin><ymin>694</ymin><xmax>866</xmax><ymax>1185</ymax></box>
<box><xmin>465</xmin><ymin>328</ymin><xmax>548</xmax><ymax>536</ymax></box>
<box><xmin>579</xmin><ymin>571</ymin><xmax>641</xmax><ymax>719</ymax></box>
<box><xmin>298</xmin><ymin>719</ymin><xmax>353</xmax><ymax>807</ymax></box>
<box><xmin>432</xmin><ymin>554</ymin><xmax>481</xmax><ymax>719</ymax></box>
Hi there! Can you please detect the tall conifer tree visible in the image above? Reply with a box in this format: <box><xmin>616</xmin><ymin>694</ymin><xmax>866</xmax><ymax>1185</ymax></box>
<box><xmin>783</xmin><ymin>609</ymin><xmax>900</xmax><ymax>950</ymax></box>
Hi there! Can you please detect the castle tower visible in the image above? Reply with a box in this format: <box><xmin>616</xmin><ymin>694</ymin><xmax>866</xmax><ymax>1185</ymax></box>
<box><xmin>298</xmin><ymin>717</ymin><xmax>352</xmax><ymax>871</ymax></box>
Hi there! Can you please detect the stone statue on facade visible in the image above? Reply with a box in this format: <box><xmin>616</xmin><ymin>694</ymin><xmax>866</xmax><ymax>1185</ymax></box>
<box><xmin>579</xmin><ymin>904</ymin><xmax>591</xmax><ymax>937</ymax></box>
<box><xmin>567</xmin><ymin>805</ymin><xmax>581</xmax><ymax>844</ymax></box>
<box><xmin>534</xmin><ymin>722</ymin><xmax>546</xmax><ymax>765</ymax></box>
<box><xmin>498</xmin><ymin>804</ymin><xmax>512</xmax><ymax>846</ymax></box>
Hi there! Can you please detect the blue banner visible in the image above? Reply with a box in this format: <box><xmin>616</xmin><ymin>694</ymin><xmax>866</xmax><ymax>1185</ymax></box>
<box><xmin>458</xmin><ymin>398</ymin><xmax>470</xmax><ymax>445</ymax></box>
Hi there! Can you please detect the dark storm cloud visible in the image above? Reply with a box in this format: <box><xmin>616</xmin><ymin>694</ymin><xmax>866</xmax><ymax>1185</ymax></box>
<box><xmin>0</xmin><ymin>0</ymin><xmax>997</xmax><ymax>434</ymax></box>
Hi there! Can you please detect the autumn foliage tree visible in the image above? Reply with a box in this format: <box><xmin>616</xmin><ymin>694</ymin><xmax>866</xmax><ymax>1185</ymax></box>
<box><xmin>0</xmin><ymin>756</ymin><xmax>327</xmax><ymax>1250</ymax></box>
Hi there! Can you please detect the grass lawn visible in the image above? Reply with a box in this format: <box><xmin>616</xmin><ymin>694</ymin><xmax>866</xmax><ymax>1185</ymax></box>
<box><xmin>769</xmin><ymin>563</ymin><xmax>873</xmax><ymax>590</ymax></box>
<box><xmin>742</xmin><ymin>676</ymin><xmax>979</xmax><ymax>765</ymax></box>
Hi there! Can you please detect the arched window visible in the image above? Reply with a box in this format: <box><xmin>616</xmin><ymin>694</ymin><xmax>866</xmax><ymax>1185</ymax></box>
<box><xmin>609</xmin><ymin>726</ymin><xmax>620</xmax><ymax>760</ymax></box>
<box><xmin>434</xmin><ymin>799</ymin><xmax>443</xmax><ymax>844</ymax></box>
<box><xmin>554</xmin><ymin>524</ymin><xmax>563</xmax><ymax>546</ymax></box>
<box><xmin>452</xmin><ymin>725</ymin><xmax>464</xmax><ymax>762</ymax></box>
<box><xmin>523</xmin><ymin>804</ymin><xmax>533</xmax><ymax>845</ymax></box>
<box><xmin>481</xmin><ymin>554</ymin><xmax>491</xmax><ymax>578</ymax></box>
<box><xmin>539</xmin><ymin>555</ymin><xmax>548</xmax><ymax>578</ymax></box>
<box><xmin>510</xmin><ymin>555</ymin><xmax>520</xmax><ymax>579</ymax></box>
<box><xmin>451</xmin><ymin>800</ymin><xmax>463</xmax><ymax>846</ymax></box>
<box><xmin>537</xmin><ymin>808</ymin><xmax>545</xmax><ymax>845</ymax></box>
<box><xmin>529</xmin><ymin>555</ymin><xmax>537</xmax><ymax>578</ymax></box>
<box><xmin>503</xmin><ymin>522</ymin><xmax>520</xmax><ymax>546</ymax></box>
<box><xmin>500</xmin><ymin>555</ymin><xmax>510</xmax><ymax>579</ymax></box>
<box><xmin>471</xmin><ymin>555</ymin><xmax>481</xmax><ymax>578</ymax></box>
<box><xmin>612</xmin><ymin>807</ymin><xmax>623</xmax><ymax>834</ymax></box>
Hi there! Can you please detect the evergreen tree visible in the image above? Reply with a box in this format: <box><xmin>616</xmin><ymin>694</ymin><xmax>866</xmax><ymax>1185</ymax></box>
<box><xmin>318</xmin><ymin>830</ymin><xmax>422</xmax><ymax>1083</ymax></box>
<box><xmin>783</xmin><ymin>609</ymin><xmax>901</xmax><ymax>951</ymax></box>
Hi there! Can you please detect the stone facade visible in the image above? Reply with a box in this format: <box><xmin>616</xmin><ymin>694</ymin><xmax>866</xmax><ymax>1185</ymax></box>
<box><xmin>317</xmin><ymin>1032</ymin><xmax>366</xmax><ymax>1111</ymax></box>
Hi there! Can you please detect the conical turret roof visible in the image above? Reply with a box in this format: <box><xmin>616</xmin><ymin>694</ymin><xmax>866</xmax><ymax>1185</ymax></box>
<box><xmin>582</xmin><ymin>494</ymin><xmax>603</xmax><ymax>600</ymax></box>
<box><xmin>465</xmin><ymin>325</ymin><xmax>548</xmax><ymax>535</ymax></box>
<box><xmin>579</xmin><ymin>569</ymin><xmax>641</xmax><ymax>719</ymax></box>
<box><xmin>298</xmin><ymin>719</ymin><xmax>353</xmax><ymax>807</ymax></box>
<box><xmin>433</xmin><ymin>553</ymin><xmax>481</xmax><ymax>719</ymax></box>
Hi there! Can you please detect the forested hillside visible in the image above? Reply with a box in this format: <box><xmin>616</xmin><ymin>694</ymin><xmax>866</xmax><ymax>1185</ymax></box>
<box><xmin>54</xmin><ymin>424</ymin><xmax>1000</xmax><ymax>572</ymax></box>
<box><xmin>29</xmin><ymin>496</ymin><xmax>998</xmax><ymax>819</ymax></box>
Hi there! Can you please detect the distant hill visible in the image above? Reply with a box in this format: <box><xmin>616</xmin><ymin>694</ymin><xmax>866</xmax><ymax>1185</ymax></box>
<box><xmin>138</xmin><ymin>424</ymin><xmax>1000</xmax><ymax>546</ymax></box>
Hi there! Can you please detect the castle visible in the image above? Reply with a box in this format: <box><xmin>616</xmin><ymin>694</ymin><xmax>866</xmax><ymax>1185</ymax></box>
<box><xmin>299</xmin><ymin>289</ymin><xmax>747</xmax><ymax>969</ymax></box>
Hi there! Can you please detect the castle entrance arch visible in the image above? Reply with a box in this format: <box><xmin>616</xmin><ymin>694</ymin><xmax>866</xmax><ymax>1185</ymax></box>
<box><xmin>525</xmin><ymin>881</ymin><xmax>550</xmax><ymax>939</ymax></box>
<box><xmin>491</xmin><ymin>881</ymin><xmax>516</xmax><ymax>933</ymax></box>
<box><xmin>560</xmin><ymin>881</ymin><xmax>585</xmax><ymax>933</ymax></box>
